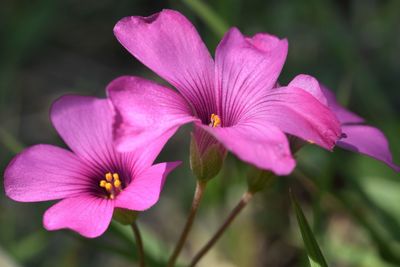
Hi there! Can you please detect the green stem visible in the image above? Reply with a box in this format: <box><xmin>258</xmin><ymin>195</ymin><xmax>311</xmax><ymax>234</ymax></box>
<box><xmin>131</xmin><ymin>222</ymin><xmax>145</xmax><ymax>267</ymax></box>
<box><xmin>181</xmin><ymin>0</ymin><xmax>228</xmax><ymax>37</ymax></box>
<box><xmin>167</xmin><ymin>180</ymin><xmax>207</xmax><ymax>267</ymax></box>
<box><xmin>189</xmin><ymin>191</ymin><xmax>253</xmax><ymax>267</ymax></box>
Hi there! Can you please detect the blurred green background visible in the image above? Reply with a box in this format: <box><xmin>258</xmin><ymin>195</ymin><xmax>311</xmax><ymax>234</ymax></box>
<box><xmin>1</xmin><ymin>0</ymin><xmax>399</xmax><ymax>266</ymax></box>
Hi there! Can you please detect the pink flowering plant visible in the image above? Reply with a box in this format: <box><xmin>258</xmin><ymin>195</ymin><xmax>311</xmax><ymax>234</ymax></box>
<box><xmin>4</xmin><ymin>95</ymin><xmax>179</xmax><ymax>238</ymax></box>
<box><xmin>2</xmin><ymin>8</ymin><xmax>399</xmax><ymax>267</ymax></box>
<box><xmin>109</xmin><ymin>10</ymin><xmax>341</xmax><ymax>176</ymax></box>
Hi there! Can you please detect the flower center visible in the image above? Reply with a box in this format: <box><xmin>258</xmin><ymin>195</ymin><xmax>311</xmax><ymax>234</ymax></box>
<box><xmin>209</xmin><ymin>114</ymin><xmax>221</xmax><ymax>127</ymax></box>
<box><xmin>99</xmin><ymin>172</ymin><xmax>122</xmax><ymax>199</ymax></box>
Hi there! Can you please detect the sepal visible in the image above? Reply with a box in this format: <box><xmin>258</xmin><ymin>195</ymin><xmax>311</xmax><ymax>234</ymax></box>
<box><xmin>190</xmin><ymin>132</ymin><xmax>226</xmax><ymax>182</ymax></box>
<box><xmin>113</xmin><ymin>208</ymin><xmax>138</xmax><ymax>225</ymax></box>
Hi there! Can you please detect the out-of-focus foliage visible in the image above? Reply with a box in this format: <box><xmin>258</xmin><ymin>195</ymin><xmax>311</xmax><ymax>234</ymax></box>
<box><xmin>0</xmin><ymin>0</ymin><xmax>399</xmax><ymax>266</ymax></box>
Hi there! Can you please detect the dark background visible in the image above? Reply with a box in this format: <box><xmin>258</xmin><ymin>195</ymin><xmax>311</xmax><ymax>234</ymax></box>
<box><xmin>1</xmin><ymin>0</ymin><xmax>399</xmax><ymax>266</ymax></box>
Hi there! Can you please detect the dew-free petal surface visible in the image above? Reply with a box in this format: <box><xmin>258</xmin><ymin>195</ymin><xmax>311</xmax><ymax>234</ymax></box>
<box><xmin>43</xmin><ymin>195</ymin><xmax>114</xmax><ymax>238</ymax></box>
<box><xmin>50</xmin><ymin>95</ymin><xmax>118</xmax><ymax>170</ymax></box>
<box><xmin>114</xmin><ymin>9</ymin><xmax>216</xmax><ymax>120</ymax></box>
<box><xmin>50</xmin><ymin>95</ymin><xmax>166</xmax><ymax>176</ymax></box>
<box><xmin>246</xmin><ymin>87</ymin><xmax>341</xmax><ymax>150</ymax></box>
<box><xmin>115</xmin><ymin>162</ymin><xmax>180</xmax><ymax>211</ymax></box>
<box><xmin>215</xmin><ymin>28</ymin><xmax>288</xmax><ymax>125</ymax></box>
<box><xmin>338</xmin><ymin>125</ymin><xmax>400</xmax><ymax>171</ymax></box>
<box><xmin>288</xmin><ymin>74</ymin><xmax>328</xmax><ymax>105</ymax></box>
<box><xmin>107</xmin><ymin>76</ymin><xmax>197</xmax><ymax>152</ymax></box>
<box><xmin>4</xmin><ymin>144</ymin><xmax>91</xmax><ymax>202</ymax></box>
<box><xmin>199</xmin><ymin>121</ymin><xmax>295</xmax><ymax>175</ymax></box>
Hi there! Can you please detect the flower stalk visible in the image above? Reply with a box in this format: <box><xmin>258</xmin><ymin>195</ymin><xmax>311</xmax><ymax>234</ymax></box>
<box><xmin>189</xmin><ymin>191</ymin><xmax>253</xmax><ymax>266</ymax></box>
<box><xmin>131</xmin><ymin>222</ymin><xmax>145</xmax><ymax>267</ymax></box>
<box><xmin>167</xmin><ymin>180</ymin><xmax>207</xmax><ymax>267</ymax></box>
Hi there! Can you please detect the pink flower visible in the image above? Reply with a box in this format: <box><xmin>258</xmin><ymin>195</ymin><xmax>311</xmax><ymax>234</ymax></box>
<box><xmin>108</xmin><ymin>9</ymin><xmax>341</xmax><ymax>175</ymax></box>
<box><xmin>290</xmin><ymin>74</ymin><xmax>399</xmax><ymax>171</ymax></box>
<box><xmin>4</xmin><ymin>95</ymin><xmax>179</xmax><ymax>238</ymax></box>
<box><xmin>322</xmin><ymin>86</ymin><xmax>399</xmax><ymax>171</ymax></box>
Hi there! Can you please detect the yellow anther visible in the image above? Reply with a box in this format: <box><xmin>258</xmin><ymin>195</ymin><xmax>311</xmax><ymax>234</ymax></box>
<box><xmin>114</xmin><ymin>179</ymin><xmax>121</xmax><ymax>188</ymax></box>
<box><xmin>209</xmin><ymin>113</ymin><xmax>221</xmax><ymax>127</ymax></box>
<box><xmin>105</xmin><ymin>182</ymin><xmax>113</xmax><ymax>191</ymax></box>
<box><xmin>105</xmin><ymin>172</ymin><xmax>113</xmax><ymax>182</ymax></box>
<box><xmin>307</xmin><ymin>140</ymin><xmax>315</xmax><ymax>144</ymax></box>
<box><xmin>101</xmin><ymin>172</ymin><xmax>123</xmax><ymax>198</ymax></box>
<box><xmin>99</xmin><ymin>180</ymin><xmax>107</xmax><ymax>187</ymax></box>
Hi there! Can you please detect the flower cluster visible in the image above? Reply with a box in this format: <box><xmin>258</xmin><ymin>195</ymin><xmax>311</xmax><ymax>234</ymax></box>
<box><xmin>3</xmin><ymin>9</ymin><xmax>398</xmax><ymax>242</ymax></box>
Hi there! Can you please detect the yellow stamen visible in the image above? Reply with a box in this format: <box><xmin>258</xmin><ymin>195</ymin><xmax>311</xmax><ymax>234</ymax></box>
<box><xmin>209</xmin><ymin>113</ymin><xmax>221</xmax><ymax>127</ymax></box>
<box><xmin>99</xmin><ymin>180</ymin><xmax>107</xmax><ymax>187</ymax></box>
<box><xmin>307</xmin><ymin>140</ymin><xmax>315</xmax><ymax>144</ymax></box>
<box><xmin>105</xmin><ymin>172</ymin><xmax>113</xmax><ymax>182</ymax></box>
<box><xmin>100</xmin><ymin>172</ymin><xmax>123</xmax><ymax>199</ymax></box>
<box><xmin>105</xmin><ymin>182</ymin><xmax>113</xmax><ymax>191</ymax></box>
<box><xmin>114</xmin><ymin>179</ymin><xmax>121</xmax><ymax>188</ymax></box>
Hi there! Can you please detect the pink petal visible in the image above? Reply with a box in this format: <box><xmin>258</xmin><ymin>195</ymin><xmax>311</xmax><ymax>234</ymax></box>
<box><xmin>250</xmin><ymin>87</ymin><xmax>341</xmax><ymax>150</ymax></box>
<box><xmin>321</xmin><ymin>86</ymin><xmax>398</xmax><ymax>171</ymax></box>
<box><xmin>4</xmin><ymin>144</ymin><xmax>91</xmax><ymax>202</ymax></box>
<box><xmin>115</xmin><ymin>162</ymin><xmax>180</xmax><ymax>211</ymax></box>
<box><xmin>50</xmin><ymin>95</ymin><xmax>164</xmax><ymax>175</ymax></box>
<box><xmin>107</xmin><ymin>76</ymin><xmax>198</xmax><ymax>152</ymax></box>
<box><xmin>43</xmin><ymin>195</ymin><xmax>114</xmax><ymax>238</ymax></box>
<box><xmin>320</xmin><ymin>85</ymin><xmax>364</xmax><ymax>124</ymax></box>
<box><xmin>215</xmin><ymin>28</ymin><xmax>288</xmax><ymax>126</ymax></box>
<box><xmin>114</xmin><ymin>10</ymin><xmax>216</xmax><ymax>120</ymax></box>
<box><xmin>50</xmin><ymin>95</ymin><xmax>117</xmax><ymax>168</ymax></box>
<box><xmin>288</xmin><ymin>74</ymin><xmax>328</xmax><ymax>105</ymax></box>
<box><xmin>338</xmin><ymin>125</ymin><xmax>400</xmax><ymax>172</ymax></box>
<box><xmin>198</xmin><ymin>121</ymin><xmax>295</xmax><ymax>175</ymax></box>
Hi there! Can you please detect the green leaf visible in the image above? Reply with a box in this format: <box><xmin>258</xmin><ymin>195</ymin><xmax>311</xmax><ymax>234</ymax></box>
<box><xmin>290</xmin><ymin>190</ymin><xmax>328</xmax><ymax>267</ymax></box>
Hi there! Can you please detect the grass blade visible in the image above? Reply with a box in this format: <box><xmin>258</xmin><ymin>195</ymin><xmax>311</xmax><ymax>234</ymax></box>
<box><xmin>290</xmin><ymin>190</ymin><xmax>328</xmax><ymax>267</ymax></box>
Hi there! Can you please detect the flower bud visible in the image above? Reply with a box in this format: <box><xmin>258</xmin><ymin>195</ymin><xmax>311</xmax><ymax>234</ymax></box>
<box><xmin>190</xmin><ymin>129</ymin><xmax>226</xmax><ymax>182</ymax></box>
